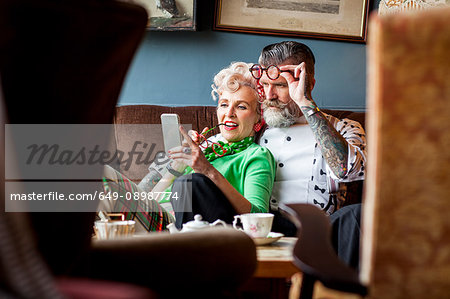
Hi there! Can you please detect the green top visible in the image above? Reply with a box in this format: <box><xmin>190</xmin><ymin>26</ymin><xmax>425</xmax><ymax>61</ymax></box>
<box><xmin>162</xmin><ymin>143</ymin><xmax>276</xmax><ymax>213</ymax></box>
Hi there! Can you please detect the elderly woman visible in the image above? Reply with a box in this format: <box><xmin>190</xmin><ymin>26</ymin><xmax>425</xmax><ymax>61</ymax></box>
<box><xmin>157</xmin><ymin>61</ymin><xmax>276</xmax><ymax>228</ymax></box>
<box><xmin>101</xmin><ymin>62</ymin><xmax>275</xmax><ymax>231</ymax></box>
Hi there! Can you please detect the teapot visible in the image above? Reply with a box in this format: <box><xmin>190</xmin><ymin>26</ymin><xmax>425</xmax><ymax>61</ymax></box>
<box><xmin>167</xmin><ymin>214</ymin><xmax>227</xmax><ymax>233</ymax></box>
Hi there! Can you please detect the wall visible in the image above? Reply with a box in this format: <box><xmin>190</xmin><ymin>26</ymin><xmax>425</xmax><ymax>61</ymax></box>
<box><xmin>118</xmin><ymin>0</ymin><xmax>378</xmax><ymax>111</ymax></box>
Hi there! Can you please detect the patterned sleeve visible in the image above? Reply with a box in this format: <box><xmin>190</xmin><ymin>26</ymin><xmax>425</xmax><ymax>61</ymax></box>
<box><xmin>326</xmin><ymin>116</ymin><xmax>367</xmax><ymax>182</ymax></box>
<box><xmin>137</xmin><ymin>158</ymin><xmax>170</xmax><ymax>192</ymax></box>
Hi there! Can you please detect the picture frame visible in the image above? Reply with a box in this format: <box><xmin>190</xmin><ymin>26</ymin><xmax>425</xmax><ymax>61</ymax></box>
<box><xmin>214</xmin><ymin>0</ymin><xmax>370</xmax><ymax>43</ymax></box>
<box><xmin>135</xmin><ymin>0</ymin><xmax>197</xmax><ymax>31</ymax></box>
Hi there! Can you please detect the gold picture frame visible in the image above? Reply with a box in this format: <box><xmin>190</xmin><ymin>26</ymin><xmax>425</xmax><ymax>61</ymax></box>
<box><xmin>214</xmin><ymin>0</ymin><xmax>370</xmax><ymax>42</ymax></box>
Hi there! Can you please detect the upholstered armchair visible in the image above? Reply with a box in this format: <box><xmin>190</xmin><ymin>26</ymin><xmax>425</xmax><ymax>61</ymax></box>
<box><xmin>284</xmin><ymin>7</ymin><xmax>450</xmax><ymax>299</ymax></box>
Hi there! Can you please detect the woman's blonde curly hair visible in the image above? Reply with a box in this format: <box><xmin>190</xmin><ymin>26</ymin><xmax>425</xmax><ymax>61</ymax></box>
<box><xmin>211</xmin><ymin>61</ymin><xmax>259</xmax><ymax>103</ymax></box>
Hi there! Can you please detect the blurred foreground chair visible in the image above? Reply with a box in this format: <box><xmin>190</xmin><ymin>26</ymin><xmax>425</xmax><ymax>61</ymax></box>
<box><xmin>1</xmin><ymin>90</ymin><xmax>156</xmax><ymax>298</ymax></box>
<box><xmin>284</xmin><ymin>7</ymin><xmax>450</xmax><ymax>299</ymax></box>
<box><xmin>283</xmin><ymin>204</ymin><xmax>366</xmax><ymax>299</ymax></box>
<box><xmin>0</xmin><ymin>0</ymin><xmax>149</xmax><ymax>275</ymax></box>
<box><xmin>1</xmin><ymin>0</ymin><xmax>258</xmax><ymax>298</ymax></box>
<box><xmin>0</xmin><ymin>0</ymin><xmax>155</xmax><ymax>297</ymax></box>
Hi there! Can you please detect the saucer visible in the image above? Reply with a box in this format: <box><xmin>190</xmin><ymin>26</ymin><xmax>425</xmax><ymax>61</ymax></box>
<box><xmin>252</xmin><ymin>232</ymin><xmax>284</xmax><ymax>246</ymax></box>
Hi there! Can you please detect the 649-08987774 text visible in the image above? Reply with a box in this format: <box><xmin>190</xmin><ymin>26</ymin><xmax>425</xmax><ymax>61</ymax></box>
<box><xmin>9</xmin><ymin>191</ymin><xmax>178</xmax><ymax>201</ymax></box>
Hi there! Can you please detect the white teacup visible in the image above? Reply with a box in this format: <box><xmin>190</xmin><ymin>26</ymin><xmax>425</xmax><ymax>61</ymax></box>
<box><xmin>233</xmin><ymin>213</ymin><xmax>274</xmax><ymax>238</ymax></box>
<box><xmin>94</xmin><ymin>220</ymin><xmax>135</xmax><ymax>240</ymax></box>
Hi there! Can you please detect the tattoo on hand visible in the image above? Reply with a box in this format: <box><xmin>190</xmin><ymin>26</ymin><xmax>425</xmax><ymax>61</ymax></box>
<box><xmin>302</xmin><ymin>106</ymin><xmax>349</xmax><ymax>178</ymax></box>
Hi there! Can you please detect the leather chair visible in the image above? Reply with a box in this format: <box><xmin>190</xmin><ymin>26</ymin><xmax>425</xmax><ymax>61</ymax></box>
<box><xmin>1</xmin><ymin>1</ymin><xmax>257</xmax><ymax>298</ymax></box>
<box><xmin>283</xmin><ymin>204</ymin><xmax>366</xmax><ymax>299</ymax></box>
<box><xmin>1</xmin><ymin>87</ymin><xmax>156</xmax><ymax>298</ymax></box>
<box><xmin>0</xmin><ymin>0</ymin><xmax>156</xmax><ymax>297</ymax></box>
<box><xmin>0</xmin><ymin>0</ymin><xmax>149</xmax><ymax>276</ymax></box>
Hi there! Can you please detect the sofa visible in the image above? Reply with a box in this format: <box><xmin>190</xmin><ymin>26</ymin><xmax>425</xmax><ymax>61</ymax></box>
<box><xmin>109</xmin><ymin>104</ymin><xmax>366</xmax><ymax>205</ymax></box>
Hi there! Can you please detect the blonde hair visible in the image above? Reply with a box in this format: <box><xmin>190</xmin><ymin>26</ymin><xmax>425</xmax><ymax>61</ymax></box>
<box><xmin>211</xmin><ymin>62</ymin><xmax>259</xmax><ymax>102</ymax></box>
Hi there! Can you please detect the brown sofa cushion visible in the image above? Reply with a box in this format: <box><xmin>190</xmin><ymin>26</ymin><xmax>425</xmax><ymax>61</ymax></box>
<box><xmin>114</xmin><ymin>105</ymin><xmax>365</xmax><ymax>132</ymax></box>
<box><xmin>114</xmin><ymin>105</ymin><xmax>219</xmax><ymax>131</ymax></box>
<box><xmin>112</xmin><ymin>105</ymin><xmax>220</xmax><ymax>181</ymax></box>
<box><xmin>322</xmin><ymin>109</ymin><xmax>366</xmax><ymax>129</ymax></box>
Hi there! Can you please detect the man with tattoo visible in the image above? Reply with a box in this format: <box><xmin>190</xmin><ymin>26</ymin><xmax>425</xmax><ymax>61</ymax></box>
<box><xmin>254</xmin><ymin>41</ymin><xmax>366</xmax><ymax>269</ymax></box>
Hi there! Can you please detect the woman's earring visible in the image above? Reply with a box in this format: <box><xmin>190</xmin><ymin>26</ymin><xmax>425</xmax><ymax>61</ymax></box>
<box><xmin>256</xmin><ymin>80</ymin><xmax>266</xmax><ymax>102</ymax></box>
<box><xmin>253</xmin><ymin>122</ymin><xmax>263</xmax><ymax>132</ymax></box>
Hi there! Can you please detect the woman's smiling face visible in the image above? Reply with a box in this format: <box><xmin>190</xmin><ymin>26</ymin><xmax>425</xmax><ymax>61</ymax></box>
<box><xmin>216</xmin><ymin>85</ymin><xmax>260</xmax><ymax>143</ymax></box>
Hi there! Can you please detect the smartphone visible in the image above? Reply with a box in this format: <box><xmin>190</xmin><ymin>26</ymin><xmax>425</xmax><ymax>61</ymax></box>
<box><xmin>161</xmin><ymin>113</ymin><xmax>182</xmax><ymax>153</ymax></box>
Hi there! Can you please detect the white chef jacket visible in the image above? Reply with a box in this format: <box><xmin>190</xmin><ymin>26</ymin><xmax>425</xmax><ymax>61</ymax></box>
<box><xmin>259</xmin><ymin>113</ymin><xmax>367</xmax><ymax>214</ymax></box>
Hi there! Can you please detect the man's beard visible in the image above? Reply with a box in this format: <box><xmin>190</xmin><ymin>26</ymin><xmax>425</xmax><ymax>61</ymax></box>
<box><xmin>262</xmin><ymin>99</ymin><xmax>302</xmax><ymax>128</ymax></box>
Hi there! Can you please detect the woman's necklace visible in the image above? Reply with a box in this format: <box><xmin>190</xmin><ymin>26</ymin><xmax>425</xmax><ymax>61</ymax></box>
<box><xmin>203</xmin><ymin>136</ymin><xmax>254</xmax><ymax>162</ymax></box>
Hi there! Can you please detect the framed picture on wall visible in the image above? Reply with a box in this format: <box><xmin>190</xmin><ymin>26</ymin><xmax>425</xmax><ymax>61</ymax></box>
<box><xmin>135</xmin><ymin>0</ymin><xmax>197</xmax><ymax>31</ymax></box>
<box><xmin>213</xmin><ymin>0</ymin><xmax>370</xmax><ymax>42</ymax></box>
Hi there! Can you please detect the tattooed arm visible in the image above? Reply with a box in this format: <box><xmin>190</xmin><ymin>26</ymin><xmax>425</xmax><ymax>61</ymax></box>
<box><xmin>279</xmin><ymin>63</ymin><xmax>349</xmax><ymax>178</ymax></box>
<box><xmin>301</xmin><ymin>100</ymin><xmax>349</xmax><ymax>178</ymax></box>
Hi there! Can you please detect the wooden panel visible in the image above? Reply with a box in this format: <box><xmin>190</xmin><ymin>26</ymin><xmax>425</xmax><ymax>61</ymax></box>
<box><xmin>254</xmin><ymin>260</ymin><xmax>299</xmax><ymax>279</ymax></box>
<box><xmin>254</xmin><ymin>237</ymin><xmax>299</xmax><ymax>278</ymax></box>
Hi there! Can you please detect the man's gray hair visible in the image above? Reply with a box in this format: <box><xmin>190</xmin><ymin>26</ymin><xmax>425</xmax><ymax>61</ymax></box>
<box><xmin>258</xmin><ymin>41</ymin><xmax>315</xmax><ymax>77</ymax></box>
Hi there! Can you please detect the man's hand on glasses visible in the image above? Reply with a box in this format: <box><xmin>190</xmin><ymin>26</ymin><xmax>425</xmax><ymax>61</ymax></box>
<box><xmin>279</xmin><ymin>63</ymin><xmax>312</xmax><ymax>105</ymax></box>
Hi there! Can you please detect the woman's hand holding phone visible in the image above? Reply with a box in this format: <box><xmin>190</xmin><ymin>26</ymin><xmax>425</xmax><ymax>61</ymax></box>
<box><xmin>168</xmin><ymin>126</ymin><xmax>213</xmax><ymax>176</ymax></box>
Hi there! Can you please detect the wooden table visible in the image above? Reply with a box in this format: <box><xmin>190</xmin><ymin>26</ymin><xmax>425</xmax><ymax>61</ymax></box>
<box><xmin>254</xmin><ymin>237</ymin><xmax>299</xmax><ymax>278</ymax></box>
<box><xmin>240</xmin><ymin>237</ymin><xmax>300</xmax><ymax>298</ymax></box>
